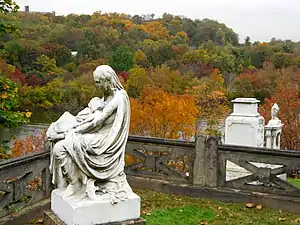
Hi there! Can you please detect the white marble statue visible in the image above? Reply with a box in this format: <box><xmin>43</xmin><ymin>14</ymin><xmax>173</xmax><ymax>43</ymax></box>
<box><xmin>271</xmin><ymin>103</ymin><xmax>280</xmax><ymax>120</ymax></box>
<box><xmin>46</xmin><ymin>65</ymin><xmax>134</xmax><ymax>204</ymax></box>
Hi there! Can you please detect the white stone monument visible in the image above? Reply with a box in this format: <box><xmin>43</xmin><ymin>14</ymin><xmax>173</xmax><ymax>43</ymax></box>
<box><xmin>46</xmin><ymin>65</ymin><xmax>141</xmax><ymax>225</ymax></box>
<box><xmin>225</xmin><ymin>98</ymin><xmax>265</xmax><ymax>181</ymax></box>
<box><xmin>224</xmin><ymin>98</ymin><xmax>286</xmax><ymax>182</ymax></box>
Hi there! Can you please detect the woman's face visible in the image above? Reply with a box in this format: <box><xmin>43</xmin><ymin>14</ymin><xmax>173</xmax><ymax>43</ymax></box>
<box><xmin>94</xmin><ymin>75</ymin><xmax>111</xmax><ymax>90</ymax></box>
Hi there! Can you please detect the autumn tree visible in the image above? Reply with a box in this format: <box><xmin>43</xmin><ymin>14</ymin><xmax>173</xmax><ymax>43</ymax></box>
<box><xmin>0</xmin><ymin>76</ymin><xmax>31</xmax><ymax>128</ymax></box>
<box><xmin>271</xmin><ymin>52</ymin><xmax>293</xmax><ymax>69</ymax></box>
<box><xmin>187</xmin><ymin>69</ymin><xmax>230</xmax><ymax>135</ymax></box>
<box><xmin>143</xmin><ymin>21</ymin><xmax>169</xmax><ymax>40</ymax></box>
<box><xmin>260</xmin><ymin>86</ymin><xmax>300</xmax><ymax>150</ymax></box>
<box><xmin>130</xmin><ymin>86</ymin><xmax>199</xmax><ymax>140</ymax></box>
<box><xmin>40</xmin><ymin>43</ymin><xmax>72</xmax><ymax>67</ymax></box>
<box><xmin>35</xmin><ymin>54</ymin><xmax>65</xmax><ymax>75</ymax></box>
<box><xmin>133</xmin><ymin>49</ymin><xmax>148</xmax><ymax>67</ymax></box>
<box><xmin>139</xmin><ymin>39</ymin><xmax>174</xmax><ymax>67</ymax></box>
<box><xmin>125</xmin><ymin>66</ymin><xmax>151</xmax><ymax>98</ymax></box>
<box><xmin>147</xmin><ymin>65</ymin><xmax>192</xmax><ymax>94</ymax></box>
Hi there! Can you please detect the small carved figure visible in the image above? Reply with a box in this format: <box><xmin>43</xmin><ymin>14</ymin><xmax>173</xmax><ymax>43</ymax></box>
<box><xmin>271</xmin><ymin>103</ymin><xmax>280</xmax><ymax>120</ymax></box>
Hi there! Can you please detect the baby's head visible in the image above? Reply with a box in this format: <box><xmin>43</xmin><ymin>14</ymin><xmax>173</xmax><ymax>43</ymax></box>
<box><xmin>88</xmin><ymin>97</ymin><xmax>105</xmax><ymax>112</ymax></box>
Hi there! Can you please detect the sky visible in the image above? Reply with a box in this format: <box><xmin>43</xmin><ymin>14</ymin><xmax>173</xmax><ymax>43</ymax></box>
<box><xmin>16</xmin><ymin>0</ymin><xmax>300</xmax><ymax>42</ymax></box>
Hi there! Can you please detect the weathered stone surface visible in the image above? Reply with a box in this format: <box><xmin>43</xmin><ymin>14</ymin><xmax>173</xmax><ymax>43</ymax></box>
<box><xmin>51</xmin><ymin>185</ymin><xmax>141</xmax><ymax>225</ymax></box>
<box><xmin>44</xmin><ymin>210</ymin><xmax>146</xmax><ymax>225</ymax></box>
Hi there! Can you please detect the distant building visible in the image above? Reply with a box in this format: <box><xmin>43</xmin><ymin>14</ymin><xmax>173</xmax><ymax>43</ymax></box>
<box><xmin>71</xmin><ymin>51</ymin><xmax>78</xmax><ymax>57</ymax></box>
<box><xmin>22</xmin><ymin>5</ymin><xmax>55</xmax><ymax>16</ymax></box>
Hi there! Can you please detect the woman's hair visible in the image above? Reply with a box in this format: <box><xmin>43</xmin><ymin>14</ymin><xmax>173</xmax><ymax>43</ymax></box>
<box><xmin>93</xmin><ymin>65</ymin><xmax>124</xmax><ymax>90</ymax></box>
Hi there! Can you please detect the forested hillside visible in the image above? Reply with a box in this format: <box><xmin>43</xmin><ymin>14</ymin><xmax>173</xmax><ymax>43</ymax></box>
<box><xmin>1</xmin><ymin>9</ymin><xmax>300</xmax><ymax>150</ymax></box>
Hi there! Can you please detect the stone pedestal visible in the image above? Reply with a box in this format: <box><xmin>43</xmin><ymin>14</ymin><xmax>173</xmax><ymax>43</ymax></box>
<box><xmin>51</xmin><ymin>189</ymin><xmax>141</xmax><ymax>225</ymax></box>
<box><xmin>44</xmin><ymin>211</ymin><xmax>146</xmax><ymax>225</ymax></box>
<box><xmin>265</xmin><ymin>120</ymin><xmax>283</xmax><ymax>150</ymax></box>
<box><xmin>265</xmin><ymin>114</ymin><xmax>286</xmax><ymax>180</ymax></box>
<box><xmin>225</xmin><ymin>98</ymin><xmax>265</xmax><ymax>181</ymax></box>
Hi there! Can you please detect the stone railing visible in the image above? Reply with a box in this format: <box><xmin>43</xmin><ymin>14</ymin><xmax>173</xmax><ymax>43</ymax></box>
<box><xmin>217</xmin><ymin>141</ymin><xmax>300</xmax><ymax>197</ymax></box>
<box><xmin>0</xmin><ymin>151</ymin><xmax>51</xmax><ymax>219</ymax></box>
<box><xmin>1</xmin><ymin>135</ymin><xmax>300</xmax><ymax>223</ymax></box>
<box><xmin>125</xmin><ymin>136</ymin><xmax>195</xmax><ymax>184</ymax></box>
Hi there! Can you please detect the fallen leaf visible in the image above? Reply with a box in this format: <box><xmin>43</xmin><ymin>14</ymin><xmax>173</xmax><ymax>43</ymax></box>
<box><xmin>146</xmin><ymin>213</ymin><xmax>151</xmax><ymax>216</ymax></box>
<box><xmin>25</xmin><ymin>111</ymin><xmax>32</xmax><ymax>118</ymax></box>
<box><xmin>256</xmin><ymin>205</ymin><xmax>263</xmax><ymax>209</ymax></box>
<box><xmin>199</xmin><ymin>222</ymin><xmax>208</xmax><ymax>225</ymax></box>
<box><xmin>245</xmin><ymin>203</ymin><xmax>255</xmax><ymax>208</ymax></box>
<box><xmin>36</xmin><ymin>218</ymin><xmax>44</xmax><ymax>224</ymax></box>
<box><xmin>278</xmin><ymin>218</ymin><xmax>286</xmax><ymax>222</ymax></box>
<box><xmin>217</xmin><ymin>207</ymin><xmax>222</xmax><ymax>210</ymax></box>
<box><xmin>1</xmin><ymin>94</ymin><xmax>8</xmax><ymax>99</ymax></box>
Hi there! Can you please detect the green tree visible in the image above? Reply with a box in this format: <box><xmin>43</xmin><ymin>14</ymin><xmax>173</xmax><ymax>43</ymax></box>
<box><xmin>0</xmin><ymin>0</ymin><xmax>19</xmax><ymax>36</ymax></box>
<box><xmin>126</xmin><ymin>66</ymin><xmax>150</xmax><ymax>98</ymax></box>
<box><xmin>245</xmin><ymin>36</ymin><xmax>251</xmax><ymax>46</ymax></box>
<box><xmin>272</xmin><ymin>52</ymin><xmax>292</xmax><ymax>69</ymax></box>
<box><xmin>110</xmin><ymin>45</ymin><xmax>134</xmax><ymax>72</ymax></box>
<box><xmin>0</xmin><ymin>76</ymin><xmax>30</xmax><ymax>128</ymax></box>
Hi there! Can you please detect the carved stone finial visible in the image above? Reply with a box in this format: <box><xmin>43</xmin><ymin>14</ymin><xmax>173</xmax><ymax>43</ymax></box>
<box><xmin>271</xmin><ymin>103</ymin><xmax>280</xmax><ymax>120</ymax></box>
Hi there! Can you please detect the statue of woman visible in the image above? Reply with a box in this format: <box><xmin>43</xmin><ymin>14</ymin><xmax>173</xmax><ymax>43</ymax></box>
<box><xmin>46</xmin><ymin>65</ymin><xmax>133</xmax><ymax>203</ymax></box>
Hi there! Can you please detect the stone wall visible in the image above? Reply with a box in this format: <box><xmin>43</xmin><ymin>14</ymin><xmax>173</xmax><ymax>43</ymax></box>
<box><xmin>1</xmin><ymin>135</ymin><xmax>300</xmax><ymax>225</ymax></box>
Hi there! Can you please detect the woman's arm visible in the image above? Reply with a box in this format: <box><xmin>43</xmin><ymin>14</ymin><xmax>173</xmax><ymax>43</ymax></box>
<box><xmin>73</xmin><ymin>96</ymin><xmax>118</xmax><ymax>134</ymax></box>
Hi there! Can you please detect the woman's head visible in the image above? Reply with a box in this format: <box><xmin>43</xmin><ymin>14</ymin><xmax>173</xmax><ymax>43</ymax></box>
<box><xmin>93</xmin><ymin>65</ymin><xmax>124</xmax><ymax>90</ymax></box>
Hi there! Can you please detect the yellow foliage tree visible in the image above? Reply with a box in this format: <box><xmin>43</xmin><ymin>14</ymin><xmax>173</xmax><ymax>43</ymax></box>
<box><xmin>130</xmin><ymin>86</ymin><xmax>199</xmax><ymax>140</ymax></box>
<box><xmin>175</xmin><ymin>31</ymin><xmax>189</xmax><ymax>41</ymax></box>
<box><xmin>125</xmin><ymin>66</ymin><xmax>151</xmax><ymax>98</ymax></box>
<box><xmin>148</xmin><ymin>65</ymin><xmax>191</xmax><ymax>94</ymax></box>
<box><xmin>144</xmin><ymin>21</ymin><xmax>169</xmax><ymax>40</ymax></box>
<box><xmin>133</xmin><ymin>50</ymin><xmax>148</xmax><ymax>67</ymax></box>
<box><xmin>187</xmin><ymin>69</ymin><xmax>230</xmax><ymax>135</ymax></box>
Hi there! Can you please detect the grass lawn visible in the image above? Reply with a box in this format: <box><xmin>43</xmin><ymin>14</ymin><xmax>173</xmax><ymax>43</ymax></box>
<box><xmin>135</xmin><ymin>189</ymin><xmax>300</xmax><ymax>225</ymax></box>
<box><xmin>288</xmin><ymin>178</ymin><xmax>300</xmax><ymax>187</ymax></box>
<box><xmin>28</xmin><ymin>189</ymin><xmax>300</xmax><ymax>225</ymax></box>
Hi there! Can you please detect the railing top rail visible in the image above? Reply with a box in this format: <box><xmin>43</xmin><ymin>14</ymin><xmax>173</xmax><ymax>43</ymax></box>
<box><xmin>0</xmin><ymin>135</ymin><xmax>195</xmax><ymax>170</ymax></box>
<box><xmin>219</xmin><ymin>144</ymin><xmax>300</xmax><ymax>157</ymax></box>
<box><xmin>0</xmin><ymin>151</ymin><xmax>50</xmax><ymax>171</ymax></box>
<box><xmin>128</xmin><ymin>135</ymin><xmax>195</xmax><ymax>148</ymax></box>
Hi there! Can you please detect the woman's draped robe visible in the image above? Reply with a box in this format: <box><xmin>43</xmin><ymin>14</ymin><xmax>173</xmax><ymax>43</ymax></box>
<box><xmin>49</xmin><ymin>90</ymin><xmax>131</xmax><ymax>198</ymax></box>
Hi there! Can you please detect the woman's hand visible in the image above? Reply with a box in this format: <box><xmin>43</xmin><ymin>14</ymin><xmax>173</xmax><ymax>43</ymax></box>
<box><xmin>65</xmin><ymin>128</ymin><xmax>77</xmax><ymax>138</ymax></box>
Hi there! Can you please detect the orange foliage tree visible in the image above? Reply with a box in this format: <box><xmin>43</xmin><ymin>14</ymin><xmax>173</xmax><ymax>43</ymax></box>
<box><xmin>130</xmin><ymin>86</ymin><xmax>199</xmax><ymax>140</ymax></box>
<box><xmin>260</xmin><ymin>86</ymin><xmax>300</xmax><ymax>150</ymax></box>
<box><xmin>143</xmin><ymin>22</ymin><xmax>169</xmax><ymax>40</ymax></box>
<box><xmin>187</xmin><ymin>69</ymin><xmax>230</xmax><ymax>135</ymax></box>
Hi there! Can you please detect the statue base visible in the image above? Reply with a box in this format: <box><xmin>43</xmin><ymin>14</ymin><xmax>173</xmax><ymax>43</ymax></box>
<box><xmin>51</xmin><ymin>188</ymin><xmax>141</xmax><ymax>225</ymax></box>
<box><xmin>44</xmin><ymin>211</ymin><xmax>146</xmax><ymax>225</ymax></box>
